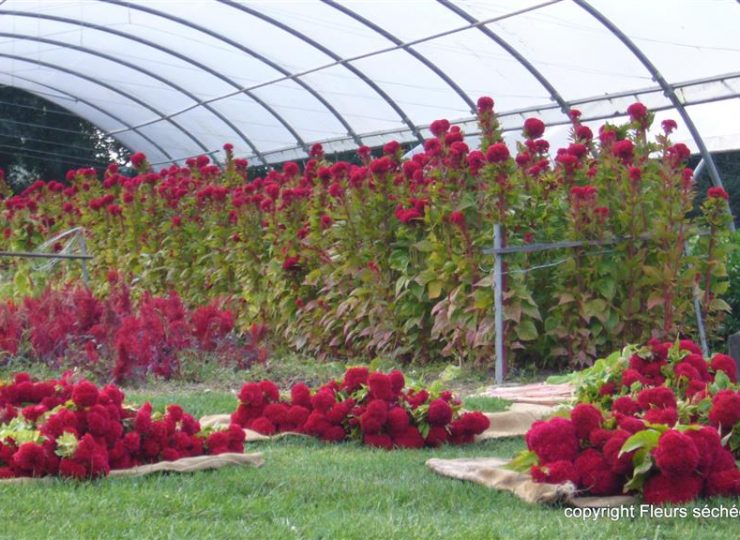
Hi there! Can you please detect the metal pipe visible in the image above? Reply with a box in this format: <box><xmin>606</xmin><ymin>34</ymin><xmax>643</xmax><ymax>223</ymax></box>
<box><xmin>493</xmin><ymin>224</ymin><xmax>505</xmax><ymax>385</ymax></box>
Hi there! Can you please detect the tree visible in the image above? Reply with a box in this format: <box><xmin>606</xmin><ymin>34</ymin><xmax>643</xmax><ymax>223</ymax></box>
<box><xmin>0</xmin><ymin>86</ymin><xmax>130</xmax><ymax>191</ymax></box>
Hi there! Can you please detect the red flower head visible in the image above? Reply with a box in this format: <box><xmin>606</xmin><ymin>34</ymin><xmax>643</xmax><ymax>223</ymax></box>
<box><xmin>710</xmin><ymin>353</ymin><xmax>737</xmax><ymax>382</ymax></box>
<box><xmin>13</xmin><ymin>442</ymin><xmax>48</xmax><ymax>477</ymax></box>
<box><xmin>311</xmin><ymin>388</ymin><xmax>336</xmax><ymax>413</ymax></box>
<box><xmin>574</xmin><ymin>449</ymin><xmax>621</xmax><ymax>495</ymax></box>
<box><xmin>386</xmin><ymin>407</ymin><xmax>410</xmax><ymax>435</ymax></box>
<box><xmin>427</xmin><ymin>399</ymin><xmax>453</xmax><ymax>427</ymax></box>
<box><xmin>383</xmin><ymin>140</ymin><xmax>401</xmax><ymax>156</ymax></box>
<box><xmin>343</xmin><ymin>367</ymin><xmax>369</xmax><ymax>392</ymax></box>
<box><xmin>291</xmin><ymin>383</ymin><xmax>312</xmax><ymax>408</ymax></box>
<box><xmin>130</xmin><ymin>152</ymin><xmax>147</xmax><ymax>169</ymax></box>
<box><xmin>238</xmin><ymin>383</ymin><xmax>264</xmax><ymax>407</ymax></box>
<box><xmin>627</xmin><ymin>102</ymin><xmax>648</xmax><ymax>124</ymax></box>
<box><xmin>72</xmin><ymin>381</ymin><xmax>99</xmax><ymax>409</ymax></box>
<box><xmin>643</xmin><ymin>407</ymin><xmax>677</xmax><ymax>427</ymax></box>
<box><xmin>612</xmin><ymin>139</ymin><xmax>634</xmax><ymax>163</ymax></box>
<box><xmin>523</xmin><ymin>118</ymin><xmax>545</xmax><ymax>139</ymax></box>
<box><xmin>430</xmin><ymin>119</ymin><xmax>450</xmax><ymax>137</ymax></box>
<box><xmin>531</xmin><ymin>460</ymin><xmax>579</xmax><ymax>485</ymax></box>
<box><xmin>570</xmin><ymin>403</ymin><xmax>603</xmax><ymax>440</ymax></box>
<box><xmin>602</xmin><ymin>429</ymin><xmax>633</xmax><ymax>475</ymax></box>
<box><xmin>643</xmin><ymin>473</ymin><xmax>702</xmax><ymax>504</ymax></box>
<box><xmin>393</xmin><ymin>426</ymin><xmax>425</xmax><ymax>449</ymax></box>
<box><xmin>309</xmin><ymin>143</ymin><xmax>324</xmax><ymax>159</ymax></box>
<box><xmin>661</xmin><ymin>119</ymin><xmax>678</xmax><ymax>134</ymax></box>
<box><xmin>526</xmin><ymin>417</ymin><xmax>579</xmax><ymax>463</ymax></box>
<box><xmin>708</xmin><ymin>390</ymin><xmax>740</xmax><ymax>430</ymax></box>
<box><xmin>707</xmin><ymin>186</ymin><xmax>730</xmax><ymax>200</ymax></box>
<box><xmin>653</xmin><ymin>429</ymin><xmax>699</xmax><ymax>476</ymax></box>
<box><xmin>575</xmin><ymin>125</ymin><xmax>592</xmax><ymax>142</ymax></box>
<box><xmin>388</xmin><ymin>370</ymin><xmax>405</xmax><ymax>394</ymax></box>
<box><xmin>448</xmin><ymin>211</ymin><xmax>466</xmax><ymax>228</ymax></box>
<box><xmin>368</xmin><ymin>372</ymin><xmax>393</xmax><ymax>401</ymax></box>
<box><xmin>476</xmin><ymin>96</ymin><xmax>494</xmax><ymax>114</ymax></box>
<box><xmin>486</xmin><ymin>142</ymin><xmax>510</xmax><ymax>163</ymax></box>
<box><xmin>360</xmin><ymin>399</ymin><xmax>388</xmax><ymax>434</ymax></box>
<box><xmin>363</xmin><ymin>433</ymin><xmax>393</xmax><ymax>450</ymax></box>
<box><xmin>637</xmin><ymin>387</ymin><xmax>676</xmax><ymax>410</ymax></box>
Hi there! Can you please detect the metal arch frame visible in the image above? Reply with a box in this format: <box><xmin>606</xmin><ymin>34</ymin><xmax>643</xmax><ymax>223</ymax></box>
<box><xmin>573</xmin><ymin>0</ymin><xmax>736</xmax><ymax>231</ymax></box>
<box><xmin>436</xmin><ymin>0</ymin><xmax>572</xmax><ymax>117</ymax></box>
<box><xmin>321</xmin><ymin>0</ymin><xmax>477</xmax><ymax>114</ymax></box>
<box><xmin>0</xmin><ymin>52</ymin><xmax>209</xmax><ymax>162</ymax></box>
<box><xmin>0</xmin><ymin>71</ymin><xmax>174</xmax><ymax>162</ymax></box>
<box><xmin>0</xmin><ymin>10</ymin><xmax>270</xmax><ymax>164</ymax></box>
<box><xmin>217</xmin><ymin>0</ymin><xmax>425</xmax><ymax>144</ymax></box>
<box><xmin>101</xmin><ymin>0</ymin><xmax>362</xmax><ymax>150</ymax></box>
<box><xmin>0</xmin><ymin>32</ymin><xmax>264</xmax><ymax>164</ymax></box>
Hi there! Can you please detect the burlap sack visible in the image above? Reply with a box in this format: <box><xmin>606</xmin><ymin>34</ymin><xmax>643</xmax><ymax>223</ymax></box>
<box><xmin>0</xmin><ymin>452</ymin><xmax>264</xmax><ymax>484</ymax></box>
<box><xmin>475</xmin><ymin>383</ymin><xmax>574</xmax><ymax>406</ymax></box>
<box><xmin>426</xmin><ymin>457</ymin><xmax>637</xmax><ymax>508</ymax></box>
<box><xmin>201</xmin><ymin>403</ymin><xmax>556</xmax><ymax>442</ymax></box>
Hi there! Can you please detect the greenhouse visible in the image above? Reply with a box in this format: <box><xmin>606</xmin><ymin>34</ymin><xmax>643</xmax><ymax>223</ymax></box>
<box><xmin>0</xmin><ymin>1</ymin><xmax>739</xmax><ymax>538</ymax></box>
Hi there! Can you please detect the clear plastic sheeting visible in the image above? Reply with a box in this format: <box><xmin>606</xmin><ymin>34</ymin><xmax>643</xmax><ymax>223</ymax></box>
<box><xmin>0</xmin><ymin>0</ymin><xmax>736</xmax><ymax>167</ymax></box>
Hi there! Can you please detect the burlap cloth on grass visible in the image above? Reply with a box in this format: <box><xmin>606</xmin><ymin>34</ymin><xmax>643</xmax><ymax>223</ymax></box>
<box><xmin>199</xmin><ymin>402</ymin><xmax>558</xmax><ymax>442</ymax></box>
<box><xmin>475</xmin><ymin>382</ymin><xmax>574</xmax><ymax>407</ymax></box>
<box><xmin>0</xmin><ymin>452</ymin><xmax>264</xmax><ymax>484</ymax></box>
<box><xmin>426</xmin><ymin>457</ymin><xmax>637</xmax><ymax>508</ymax></box>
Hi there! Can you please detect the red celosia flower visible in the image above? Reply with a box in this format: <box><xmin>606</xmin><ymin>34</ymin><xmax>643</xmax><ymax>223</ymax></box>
<box><xmin>679</xmin><ymin>339</ymin><xmax>702</xmax><ymax>355</ymax></box>
<box><xmin>430</xmin><ymin>119</ymin><xmax>450</xmax><ymax>137</ymax></box>
<box><xmin>393</xmin><ymin>426</ymin><xmax>425</xmax><ymax>449</ymax></box>
<box><xmin>526</xmin><ymin>417</ymin><xmax>579</xmax><ymax>463</ymax></box>
<box><xmin>531</xmin><ymin>460</ymin><xmax>579</xmax><ymax>485</ymax></box>
<box><xmin>616</xmin><ymin>414</ymin><xmax>646</xmax><ymax>434</ymax></box>
<box><xmin>612</xmin><ymin>140</ymin><xmax>634</xmax><ymax>163</ymax></box>
<box><xmin>653</xmin><ymin>429</ymin><xmax>699</xmax><ymax>476</ymax></box>
<box><xmin>708</xmin><ymin>390</ymin><xmax>740</xmax><ymax>430</ymax></box>
<box><xmin>448</xmin><ymin>211</ymin><xmax>466</xmax><ymax>228</ymax></box>
<box><xmin>486</xmin><ymin>143</ymin><xmax>510</xmax><ymax>163</ymax></box>
<box><xmin>620</xmin><ymin>369</ymin><xmax>645</xmax><ymax>388</ymax></box>
<box><xmin>290</xmin><ymin>383</ymin><xmax>312</xmax><ymax>408</ymax></box>
<box><xmin>72</xmin><ymin>381</ymin><xmax>99</xmax><ymax>409</ymax></box>
<box><xmin>311</xmin><ymin>389</ymin><xmax>336</xmax><ymax>413</ymax></box>
<box><xmin>637</xmin><ymin>387</ymin><xmax>677</xmax><ymax>410</ymax></box>
<box><xmin>710</xmin><ymin>353</ymin><xmax>737</xmax><ymax>382</ymax></box>
<box><xmin>684</xmin><ymin>426</ymin><xmax>723</xmax><ymax>475</ymax></box>
<box><xmin>249</xmin><ymin>417</ymin><xmax>276</xmax><ymax>436</ymax></box>
<box><xmin>389</xmin><ymin>370</ymin><xmax>405</xmax><ymax>394</ymax></box>
<box><xmin>425</xmin><ymin>426</ymin><xmax>449</xmax><ymax>448</ymax></box>
<box><xmin>13</xmin><ymin>442</ymin><xmax>47</xmax><ymax>477</ymax></box>
<box><xmin>602</xmin><ymin>430</ymin><xmax>633</xmax><ymax>475</ymax></box>
<box><xmin>574</xmin><ymin>449</ymin><xmax>621</xmax><ymax>495</ymax></box>
<box><xmin>612</xmin><ymin>396</ymin><xmax>641</xmax><ymax>416</ymax></box>
<box><xmin>386</xmin><ymin>407</ymin><xmax>410</xmax><ymax>435</ymax></box>
<box><xmin>643</xmin><ymin>407</ymin><xmax>677</xmax><ymax>427</ymax></box>
<box><xmin>368</xmin><ymin>372</ymin><xmax>393</xmax><ymax>400</ymax></box>
<box><xmin>286</xmin><ymin>405</ymin><xmax>310</xmax><ymax>429</ymax></box>
<box><xmin>707</xmin><ymin>186</ymin><xmax>730</xmax><ymax>200</ymax></box>
<box><xmin>643</xmin><ymin>473</ymin><xmax>702</xmax><ymax>504</ymax></box>
<box><xmin>363</xmin><ymin>433</ymin><xmax>393</xmax><ymax>450</ymax></box>
<box><xmin>477</xmin><ymin>96</ymin><xmax>494</xmax><ymax>113</ymax></box>
<box><xmin>627</xmin><ymin>102</ymin><xmax>648</xmax><ymax>123</ymax></box>
<box><xmin>570</xmin><ymin>404</ymin><xmax>603</xmax><ymax>440</ymax></box>
<box><xmin>343</xmin><ymin>367</ymin><xmax>369</xmax><ymax>392</ymax></box>
<box><xmin>661</xmin><ymin>119</ymin><xmax>677</xmax><ymax>134</ymax></box>
<box><xmin>523</xmin><ymin>118</ymin><xmax>545</xmax><ymax>139</ymax></box>
<box><xmin>705</xmin><ymin>469</ymin><xmax>740</xmax><ymax>497</ymax></box>
<box><xmin>428</xmin><ymin>399</ymin><xmax>453</xmax><ymax>427</ymax></box>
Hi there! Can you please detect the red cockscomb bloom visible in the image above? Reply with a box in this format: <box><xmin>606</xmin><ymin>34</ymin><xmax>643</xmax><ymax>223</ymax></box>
<box><xmin>710</xmin><ymin>354</ymin><xmax>738</xmax><ymax>382</ymax></box>
<box><xmin>368</xmin><ymin>372</ymin><xmax>393</xmax><ymax>400</ymax></box>
<box><xmin>523</xmin><ymin>118</ymin><xmax>545</xmax><ymax>139</ymax></box>
<box><xmin>526</xmin><ymin>417</ymin><xmax>579</xmax><ymax>463</ymax></box>
<box><xmin>574</xmin><ymin>449</ymin><xmax>622</xmax><ymax>495</ymax></box>
<box><xmin>343</xmin><ymin>367</ymin><xmax>369</xmax><ymax>392</ymax></box>
<box><xmin>708</xmin><ymin>390</ymin><xmax>740</xmax><ymax>430</ymax></box>
<box><xmin>653</xmin><ymin>430</ymin><xmax>699</xmax><ymax>476</ymax></box>
<box><xmin>570</xmin><ymin>403</ymin><xmax>603</xmax><ymax>440</ymax></box>
<box><xmin>642</xmin><ymin>473</ymin><xmax>702</xmax><ymax>504</ymax></box>
<box><xmin>486</xmin><ymin>143</ymin><xmax>510</xmax><ymax>163</ymax></box>
<box><xmin>612</xmin><ymin>396</ymin><xmax>641</xmax><ymax>416</ymax></box>
<box><xmin>72</xmin><ymin>381</ymin><xmax>99</xmax><ymax>409</ymax></box>
<box><xmin>428</xmin><ymin>399</ymin><xmax>453</xmax><ymax>427</ymax></box>
<box><xmin>637</xmin><ymin>387</ymin><xmax>676</xmax><ymax>410</ymax></box>
<box><xmin>531</xmin><ymin>460</ymin><xmax>579</xmax><ymax>485</ymax></box>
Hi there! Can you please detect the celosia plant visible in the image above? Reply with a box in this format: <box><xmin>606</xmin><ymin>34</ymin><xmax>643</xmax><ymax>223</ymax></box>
<box><xmin>0</xmin><ymin>373</ymin><xmax>245</xmax><ymax>479</ymax></box>
<box><xmin>512</xmin><ymin>338</ymin><xmax>740</xmax><ymax>504</ymax></box>
<box><xmin>230</xmin><ymin>367</ymin><xmax>490</xmax><ymax>449</ymax></box>
<box><xmin>0</xmin><ymin>99</ymin><xmax>731</xmax><ymax>369</ymax></box>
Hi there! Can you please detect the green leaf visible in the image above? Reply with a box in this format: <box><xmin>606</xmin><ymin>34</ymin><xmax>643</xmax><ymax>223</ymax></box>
<box><xmin>515</xmin><ymin>319</ymin><xmax>538</xmax><ymax>341</ymax></box>
<box><xmin>708</xmin><ymin>298</ymin><xmax>732</xmax><ymax>313</ymax></box>
<box><xmin>428</xmin><ymin>280</ymin><xmax>443</xmax><ymax>299</ymax></box>
<box><xmin>504</xmin><ymin>450</ymin><xmax>539</xmax><ymax>472</ymax></box>
<box><xmin>620</xmin><ymin>428</ymin><xmax>660</xmax><ymax>456</ymax></box>
<box><xmin>597</xmin><ymin>278</ymin><xmax>616</xmax><ymax>301</ymax></box>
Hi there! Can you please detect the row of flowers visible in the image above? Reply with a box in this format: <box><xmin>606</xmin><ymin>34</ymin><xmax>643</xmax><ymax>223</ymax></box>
<box><xmin>230</xmin><ymin>367</ymin><xmax>490</xmax><ymax>449</ymax></box>
<box><xmin>0</xmin><ymin>276</ymin><xmax>267</xmax><ymax>383</ymax></box>
<box><xmin>512</xmin><ymin>339</ymin><xmax>740</xmax><ymax>504</ymax></box>
<box><xmin>0</xmin><ymin>374</ymin><xmax>245</xmax><ymax>479</ymax></box>
<box><xmin>1</xmin><ymin>98</ymin><xmax>731</xmax><ymax>369</ymax></box>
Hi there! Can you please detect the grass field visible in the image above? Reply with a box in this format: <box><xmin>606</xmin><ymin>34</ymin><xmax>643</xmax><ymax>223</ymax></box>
<box><xmin>0</xmin><ymin>388</ymin><xmax>736</xmax><ymax>540</ymax></box>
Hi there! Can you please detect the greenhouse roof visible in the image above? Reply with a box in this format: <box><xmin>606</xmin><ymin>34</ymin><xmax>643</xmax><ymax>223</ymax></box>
<box><xmin>0</xmin><ymin>0</ymin><xmax>738</xmax><ymax>169</ymax></box>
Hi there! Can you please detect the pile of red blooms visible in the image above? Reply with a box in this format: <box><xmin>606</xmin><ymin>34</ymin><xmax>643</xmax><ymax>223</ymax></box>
<box><xmin>514</xmin><ymin>339</ymin><xmax>740</xmax><ymax>504</ymax></box>
<box><xmin>0</xmin><ymin>278</ymin><xmax>268</xmax><ymax>383</ymax></box>
<box><xmin>0</xmin><ymin>373</ymin><xmax>245</xmax><ymax>479</ymax></box>
<box><xmin>230</xmin><ymin>367</ymin><xmax>490</xmax><ymax>449</ymax></box>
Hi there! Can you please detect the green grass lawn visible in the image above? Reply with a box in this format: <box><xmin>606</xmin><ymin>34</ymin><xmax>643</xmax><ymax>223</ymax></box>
<box><xmin>0</xmin><ymin>390</ymin><xmax>736</xmax><ymax>539</ymax></box>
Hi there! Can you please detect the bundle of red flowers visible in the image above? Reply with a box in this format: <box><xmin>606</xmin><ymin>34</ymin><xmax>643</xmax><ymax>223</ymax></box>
<box><xmin>0</xmin><ymin>373</ymin><xmax>244</xmax><ymax>479</ymax></box>
<box><xmin>516</xmin><ymin>339</ymin><xmax>740</xmax><ymax>504</ymax></box>
<box><xmin>230</xmin><ymin>367</ymin><xmax>490</xmax><ymax>449</ymax></box>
